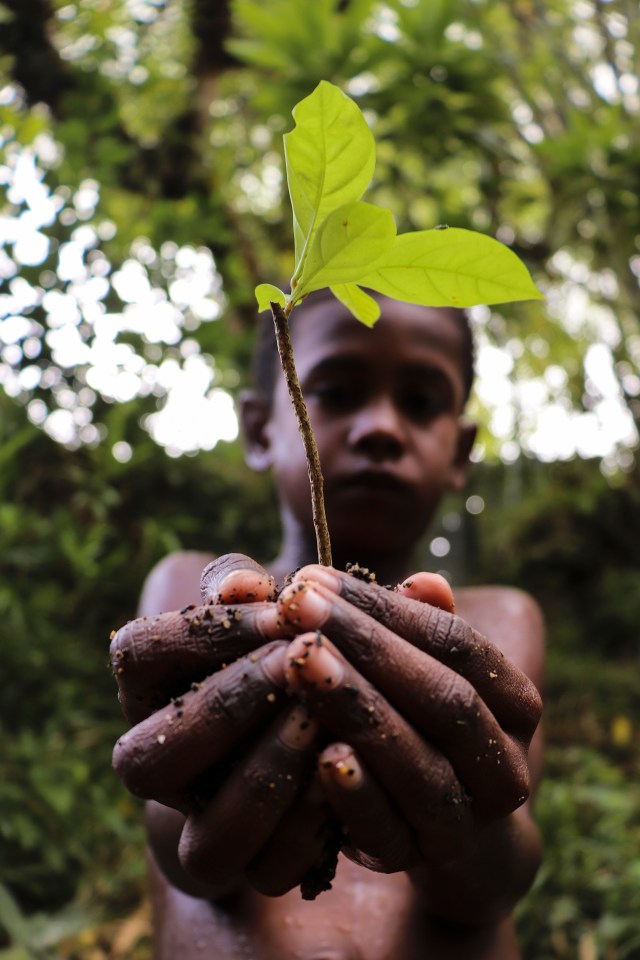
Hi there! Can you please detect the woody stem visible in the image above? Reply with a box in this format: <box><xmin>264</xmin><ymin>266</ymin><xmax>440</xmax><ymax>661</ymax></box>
<box><xmin>270</xmin><ymin>301</ymin><xmax>332</xmax><ymax>567</ymax></box>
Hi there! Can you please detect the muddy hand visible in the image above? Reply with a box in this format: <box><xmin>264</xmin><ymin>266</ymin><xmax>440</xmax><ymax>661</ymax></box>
<box><xmin>112</xmin><ymin>554</ymin><xmax>337</xmax><ymax>894</ymax></box>
<box><xmin>110</xmin><ymin>554</ymin><xmax>284</xmax><ymax>726</ymax></box>
<box><xmin>175</xmin><ymin>699</ymin><xmax>334</xmax><ymax>891</ymax></box>
<box><xmin>114</xmin><ymin>642</ymin><xmax>336</xmax><ymax>896</ymax></box>
<box><xmin>274</xmin><ymin>572</ymin><xmax>541</xmax><ymax>872</ymax></box>
<box><xmin>292</xmin><ymin>565</ymin><xmax>540</xmax><ymax>743</ymax></box>
<box><xmin>113</xmin><ymin>640</ymin><xmax>293</xmax><ymax>802</ymax></box>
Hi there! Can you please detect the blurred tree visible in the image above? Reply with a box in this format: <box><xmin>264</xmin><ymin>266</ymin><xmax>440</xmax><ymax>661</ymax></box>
<box><xmin>0</xmin><ymin>0</ymin><xmax>638</xmax><ymax>465</ymax></box>
<box><xmin>1</xmin><ymin>3</ymin><xmax>640</xmax><ymax>956</ymax></box>
<box><xmin>0</xmin><ymin>382</ymin><xmax>280</xmax><ymax>917</ymax></box>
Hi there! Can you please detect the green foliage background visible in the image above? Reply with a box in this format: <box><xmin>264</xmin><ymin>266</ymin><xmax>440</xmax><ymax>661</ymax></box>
<box><xmin>1</xmin><ymin>1</ymin><xmax>640</xmax><ymax>957</ymax></box>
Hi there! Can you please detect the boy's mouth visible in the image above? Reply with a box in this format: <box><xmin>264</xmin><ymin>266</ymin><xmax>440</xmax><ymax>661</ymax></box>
<box><xmin>338</xmin><ymin>470</ymin><xmax>412</xmax><ymax>496</ymax></box>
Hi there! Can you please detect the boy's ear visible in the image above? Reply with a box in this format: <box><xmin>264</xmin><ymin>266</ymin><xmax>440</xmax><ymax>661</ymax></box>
<box><xmin>448</xmin><ymin>419</ymin><xmax>478</xmax><ymax>491</ymax></box>
<box><xmin>237</xmin><ymin>389</ymin><xmax>273</xmax><ymax>472</ymax></box>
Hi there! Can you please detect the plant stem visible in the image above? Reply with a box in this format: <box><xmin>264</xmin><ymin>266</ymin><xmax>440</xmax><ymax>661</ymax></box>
<box><xmin>270</xmin><ymin>301</ymin><xmax>332</xmax><ymax>567</ymax></box>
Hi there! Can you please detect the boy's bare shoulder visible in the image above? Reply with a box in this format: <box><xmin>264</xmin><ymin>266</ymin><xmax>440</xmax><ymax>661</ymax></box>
<box><xmin>455</xmin><ymin>584</ymin><xmax>545</xmax><ymax>681</ymax></box>
<box><xmin>138</xmin><ymin>550</ymin><xmax>216</xmax><ymax>616</ymax></box>
<box><xmin>455</xmin><ymin>583</ymin><xmax>543</xmax><ymax>623</ymax></box>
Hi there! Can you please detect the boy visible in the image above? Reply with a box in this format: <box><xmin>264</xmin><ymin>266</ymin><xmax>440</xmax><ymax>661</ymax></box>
<box><xmin>111</xmin><ymin>291</ymin><xmax>544</xmax><ymax>959</ymax></box>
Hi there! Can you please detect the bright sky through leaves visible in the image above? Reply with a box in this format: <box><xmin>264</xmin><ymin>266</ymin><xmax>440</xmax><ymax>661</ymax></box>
<box><xmin>2</xmin><ymin>0</ymin><xmax>640</xmax><ymax>476</ymax></box>
<box><xmin>1</xmin><ymin>136</ymin><xmax>636</xmax><ymax>462</ymax></box>
<box><xmin>0</xmin><ymin>133</ymin><xmax>238</xmax><ymax>456</ymax></box>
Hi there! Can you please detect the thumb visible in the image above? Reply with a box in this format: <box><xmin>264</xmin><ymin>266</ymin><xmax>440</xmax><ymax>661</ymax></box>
<box><xmin>395</xmin><ymin>571</ymin><xmax>455</xmax><ymax>614</ymax></box>
<box><xmin>200</xmin><ymin>553</ymin><xmax>276</xmax><ymax>605</ymax></box>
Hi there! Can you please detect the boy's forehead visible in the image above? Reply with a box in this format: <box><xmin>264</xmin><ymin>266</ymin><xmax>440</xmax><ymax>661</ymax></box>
<box><xmin>290</xmin><ymin>296</ymin><xmax>465</xmax><ymax>367</ymax></box>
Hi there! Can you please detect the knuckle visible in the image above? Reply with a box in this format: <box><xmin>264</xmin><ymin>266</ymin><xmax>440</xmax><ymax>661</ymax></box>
<box><xmin>523</xmin><ymin>679</ymin><xmax>543</xmax><ymax>727</ymax></box>
<box><xmin>178</xmin><ymin>826</ymin><xmax>217</xmax><ymax>884</ymax></box>
<box><xmin>399</xmin><ymin>598</ymin><xmax>434</xmax><ymax>646</ymax></box>
<box><xmin>415</xmin><ymin>603</ymin><xmax>462</xmax><ymax>656</ymax></box>
<box><xmin>363</xmin><ymin>585</ymin><xmax>394</xmax><ymax>623</ymax></box>
<box><xmin>112</xmin><ymin>731</ymin><xmax>149</xmax><ymax>798</ymax></box>
<box><xmin>109</xmin><ymin>613</ymin><xmax>167</xmax><ymax>675</ymax></box>
<box><xmin>109</xmin><ymin>619</ymin><xmax>141</xmax><ymax>675</ymax></box>
<box><xmin>205</xmin><ymin>685</ymin><xmax>245</xmax><ymax>728</ymax></box>
<box><xmin>491</xmin><ymin>749</ymin><xmax>531</xmax><ymax>814</ymax></box>
<box><xmin>442</xmin><ymin>612</ymin><xmax>475</xmax><ymax>655</ymax></box>
<box><xmin>341</xmin><ymin>578</ymin><xmax>397</xmax><ymax>629</ymax></box>
<box><xmin>507</xmin><ymin>762</ymin><xmax>531</xmax><ymax>808</ymax></box>
<box><xmin>204</xmin><ymin>656</ymin><xmax>285</xmax><ymax>727</ymax></box>
<box><xmin>510</xmin><ymin>675</ymin><xmax>543</xmax><ymax>741</ymax></box>
<box><xmin>241</xmin><ymin>764</ymin><xmax>288</xmax><ymax>807</ymax></box>
<box><xmin>435</xmin><ymin>671</ymin><xmax>479</xmax><ymax>723</ymax></box>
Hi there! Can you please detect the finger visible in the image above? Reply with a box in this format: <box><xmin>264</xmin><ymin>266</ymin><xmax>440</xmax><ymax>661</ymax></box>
<box><xmin>284</xmin><ymin>632</ymin><xmax>475</xmax><ymax>858</ymax></box>
<box><xmin>246</xmin><ymin>774</ymin><xmax>337</xmax><ymax>897</ymax></box>
<box><xmin>178</xmin><ymin>704</ymin><xmax>321</xmax><ymax>888</ymax></box>
<box><xmin>286</xmin><ymin>570</ymin><xmax>541</xmax><ymax>743</ymax></box>
<box><xmin>112</xmin><ymin>641</ymin><xmax>288</xmax><ymax>799</ymax></box>
<box><xmin>318</xmin><ymin>743</ymin><xmax>419</xmax><ymax>872</ymax></box>
<box><xmin>110</xmin><ymin>600</ymin><xmax>283</xmax><ymax>725</ymax></box>
<box><xmin>280</xmin><ymin>589</ymin><xmax>531</xmax><ymax>815</ymax></box>
<box><xmin>200</xmin><ymin>553</ymin><xmax>277</xmax><ymax>605</ymax></box>
<box><xmin>396</xmin><ymin>571</ymin><xmax>455</xmax><ymax>613</ymax></box>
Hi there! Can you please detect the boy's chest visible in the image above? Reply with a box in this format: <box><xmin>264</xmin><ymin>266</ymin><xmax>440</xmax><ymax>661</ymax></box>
<box><xmin>245</xmin><ymin>857</ymin><xmax>423</xmax><ymax>960</ymax></box>
<box><xmin>152</xmin><ymin>853</ymin><xmax>521</xmax><ymax>960</ymax></box>
<box><xmin>154</xmin><ymin>856</ymin><xmax>425</xmax><ymax>960</ymax></box>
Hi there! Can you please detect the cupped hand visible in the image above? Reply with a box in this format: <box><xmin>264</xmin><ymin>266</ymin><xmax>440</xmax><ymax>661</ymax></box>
<box><xmin>110</xmin><ymin>554</ymin><xmax>281</xmax><ymax>726</ymax></box>
<box><xmin>111</xmin><ymin>554</ymin><xmax>338</xmax><ymax>895</ymax></box>
<box><xmin>273</xmin><ymin>566</ymin><xmax>541</xmax><ymax>873</ymax></box>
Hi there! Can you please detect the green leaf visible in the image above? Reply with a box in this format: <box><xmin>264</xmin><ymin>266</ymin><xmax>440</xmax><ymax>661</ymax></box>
<box><xmin>330</xmin><ymin>283</ymin><xmax>381</xmax><ymax>327</ymax></box>
<box><xmin>359</xmin><ymin>228</ymin><xmax>543</xmax><ymax>307</ymax></box>
<box><xmin>294</xmin><ymin>201</ymin><xmax>396</xmax><ymax>299</ymax></box>
<box><xmin>255</xmin><ymin>283</ymin><xmax>287</xmax><ymax>312</ymax></box>
<box><xmin>284</xmin><ymin>80</ymin><xmax>376</xmax><ymax>274</ymax></box>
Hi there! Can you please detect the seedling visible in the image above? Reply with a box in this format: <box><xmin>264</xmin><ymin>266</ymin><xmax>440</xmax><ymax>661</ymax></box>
<box><xmin>255</xmin><ymin>80</ymin><xmax>541</xmax><ymax>567</ymax></box>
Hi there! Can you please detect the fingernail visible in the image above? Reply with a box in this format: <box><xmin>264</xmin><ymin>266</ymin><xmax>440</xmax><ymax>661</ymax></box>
<box><xmin>255</xmin><ymin>603</ymin><xmax>287</xmax><ymax>640</ymax></box>
<box><xmin>395</xmin><ymin>572</ymin><xmax>455</xmax><ymax>613</ymax></box>
<box><xmin>259</xmin><ymin>643</ymin><xmax>287</xmax><ymax>686</ymax></box>
<box><xmin>216</xmin><ymin>569</ymin><xmax>276</xmax><ymax>603</ymax></box>
<box><xmin>279</xmin><ymin>582</ymin><xmax>331</xmax><ymax>629</ymax></box>
<box><xmin>279</xmin><ymin>704</ymin><xmax>319</xmax><ymax>749</ymax></box>
<box><xmin>294</xmin><ymin>566</ymin><xmax>341</xmax><ymax>593</ymax></box>
<box><xmin>320</xmin><ymin>744</ymin><xmax>363</xmax><ymax>790</ymax></box>
<box><xmin>286</xmin><ymin>632</ymin><xmax>344</xmax><ymax>687</ymax></box>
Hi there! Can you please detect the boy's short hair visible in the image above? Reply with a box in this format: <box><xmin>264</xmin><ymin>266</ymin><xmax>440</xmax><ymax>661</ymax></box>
<box><xmin>252</xmin><ymin>288</ymin><xmax>475</xmax><ymax>406</ymax></box>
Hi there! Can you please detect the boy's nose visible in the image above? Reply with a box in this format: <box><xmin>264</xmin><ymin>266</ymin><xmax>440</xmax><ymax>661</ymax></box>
<box><xmin>347</xmin><ymin>397</ymin><xmax>405</xmax><ymax>461</ymax></box>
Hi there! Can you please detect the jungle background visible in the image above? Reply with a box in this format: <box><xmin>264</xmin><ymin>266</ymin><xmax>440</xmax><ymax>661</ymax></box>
<box><xmin>1</xmin><ymin>0</ymin><xmax>640</xmax><ymax>957</ymax></box>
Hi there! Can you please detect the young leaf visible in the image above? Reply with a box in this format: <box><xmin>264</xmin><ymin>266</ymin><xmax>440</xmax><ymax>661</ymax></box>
<box><xmin>255</xmin><ymin>283</ymin><xmax>287</xmax><ymax>312</ymax></box>
<box><xmin>358</xmin><ymin>228</ymin><xmax>543</xmax><ymax>307</ymax></box>
<box><xmin>293</xmin><ymin>201</ymin><xmax>396</xmax><ymax>299</ymax></box>
<box><xmin>284</xmin><ymin>81</ymin><xmax>376</xmax><ymax>277</ymax></box>
<box><xmin>330</xmin><ymin>283</ymin><xmax>381</xmax><ymax>327</ymax></box>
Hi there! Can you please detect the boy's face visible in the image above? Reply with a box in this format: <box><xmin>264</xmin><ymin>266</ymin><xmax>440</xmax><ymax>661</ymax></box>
<box><xmin>248</xmin><ymin>296</ymin><xmax>475</xmax><ymax>562</ymax></box>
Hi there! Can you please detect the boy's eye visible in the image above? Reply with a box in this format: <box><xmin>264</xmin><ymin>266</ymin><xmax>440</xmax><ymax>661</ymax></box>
<box><xmin>310</xmin><ymin>381</ymin><xmax>360</xmax><ymax>411</ymax></box>
<box><xmin>400</xmin><ymin>388</ymin><xmax>449</xmax><ymax>421</ymax></box>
